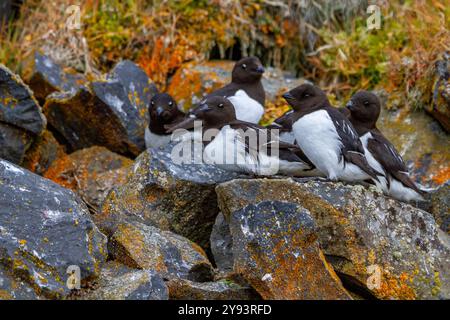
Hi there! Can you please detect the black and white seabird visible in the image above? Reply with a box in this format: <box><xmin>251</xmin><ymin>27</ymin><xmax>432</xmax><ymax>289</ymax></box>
<box><xmin>345</xmin><ymin>91</ymin><xmax>425</xmax><ymax>201</ymax></box>
<box><xmin>281</xmin><ymin>84</ymin><xmax>381</xmax><ymax>182</ymax></box>
<box><xmin>166</xmin><ymin>96</ymin><xmax>311</xmax><ymax>176</ymax></box>
<box><xmin>145</xmin><ymin>93</ymin><xmax>185</xmax><ymax>149</ymax></box>
<box><xmin>206</xmin><ymin>56</ymin><xmax>265</xmax><ymax>124</ymax></box>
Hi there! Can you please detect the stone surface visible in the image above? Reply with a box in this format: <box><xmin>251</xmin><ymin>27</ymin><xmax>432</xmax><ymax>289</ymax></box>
<box><xmin>0</xmin><ymin>64</ymin><xmax>46</xmax><ymax>164</ymax></box>
<box><xmin>98</xmin><ymin>144</ymin><xmax>242</xmax><ymax>250</ymax></box>
<box><xmin>227</xmin><ymin>200</ymin><xmax>351</xmax><ymax>300</ymax></box>
<box><xmin>0</xmin><ymin>264</ymin><xmax>41</xmax><ymax>300</ymax></box>
<box><xmin>80</xmin><ymin>262</ymin><xmax>168</xmax><ymax>300</ymax></box>
<box><xmin>27</xmin><ymin>52</ymin><xmax>86</xmax><ymax>102</ymax></box>
<box><xmin>216</xmin><ymin>178</ymin><xmax>450</xmax><ymax>300</ymax></box>
<box><xmin>210</xmin><ymin>212</ymin><xmax>233</xmax><ymax>272</ymax></box>
<box><xmin>22</xmin><ymin>130</ymin><xmax>66</xmax><ymax>175</ymax></box>
<box><xmin>167</xmin><ymin>278</ymin><xmax>260</xmax><ymax>300</ymax></box>
<box><xmin>108</xmin><ymin>220</ymin><xmax>214</xmax><ymax>281</ymax></box>
<box><xmin>429</xmin><ymin>182</ymin><xmax>450</xmax><ymax>234</ymax></box>
<box><xmin>43</xmin><ymin>60</ymin><xmax>157</xmax><ymax>156</ymax></box>
<box><xmin>0</xmin><ymin>159</ymin><xmax>108</xmax><ymax>299</ymax></box>
<box><xmin>43</xmin><ymin>146</ymin><xmax>132</xmax><ymax>212</ymax></box>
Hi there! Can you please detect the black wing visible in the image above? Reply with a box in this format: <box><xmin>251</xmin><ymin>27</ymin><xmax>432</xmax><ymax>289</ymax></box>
<box><xmin>326</xmin><ymin>107</ymin><xmax>381</xmax><ymax>180</ymax></box>
<box><xmin>273</xmin><ymin>110</ymin><xmax>295</xmax><ymax>130</ymax></box>
<box><xmin>367</xmin><ymin>130</ymin><xmax>423</xmax><ymax>194</ymax></box>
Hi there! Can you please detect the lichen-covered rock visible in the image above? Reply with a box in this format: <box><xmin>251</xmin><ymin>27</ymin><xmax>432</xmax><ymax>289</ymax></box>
<box><xmin>227</xmin><ymin>200</ymin><xmax>351</xmax><ymax>300</ymax></box>
<box><xmin>210</xmin><ymin>212</ymin><xmax>233</xmax><ymax>272</ymax></box>
<box><xmin>27</xmin><ymin>52</ymin><xmax>86</xmax><ymax>102</ymax></box>
<box><xmin>429</xmin><ymin>182</ymin><xmax>449</xmax><ymax>234</ymax></box>
<box><xmin>108</xmin><ymin>220</ymin><xmax>214</xmax><ymax>282</ymax></box>
<box><xmin>0</xmin><ymin>122</ymin><xmax>33</xmax><ymax>164</ymax></box>
<box><xmin>80</xmin><ymin>262</ymin><xmax>168</xmax><ymax>300</ymax></box>
<box><xmin>425</xmin><ymin>52</ymin><xmax>450</xmax><ymax>132</ymax></box>
<box><xmin>22</xmin><ymin>130</ymin><xmax>66</xmax><ymax>175</ymax></box>
<box><xmin>0</xmin><ymin>159</ymin><xmax>107</xmax><ymax>299</ymax></box>
<box><xmin>216</xmin><ymin>178</ymin><xmax>450</xmax><ymax>300</ymax></box>
<box><xmin>43</xmin><ymin>60</ymin><xmax>157</xmax><ymax>156</ymax></box>
<box><xmin>0</xmin><ymin>265</ymin><xmax>41</xmax><ymax>300</ymax></box>
<box><xmin>97</xmin><ymin>144</ymin><xmax>242</xmax><ymax>250</ymax></box>
<box><xmin>43</xmin><ymin>146</ymin><xmax>132</xmax><ymax>212</ymax></box>
<box><xmin>0</xmin><ymin>64</ymin><xmax>46</xmax><ymax>164</ymax></box>
<box><xmin>167</xmin><ymin>278</ymin><xmax>260</xmax><ymax>300</ymax></box>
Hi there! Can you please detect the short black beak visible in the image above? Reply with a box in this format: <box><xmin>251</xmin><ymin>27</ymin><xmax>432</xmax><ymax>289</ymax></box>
<box><xmin>194</xmin><ymin>103</ymin><xmax>211</xmax><ymax>115</ymax></box>
<box><xmin>345</xmin><ymin>100</ymin><xmax>354</xmax><ymax>110</ymax></box>
<box><xmin>156</xmin><ymin>106</ymin><xmax>164</xmax><ymax>117</ymax></box>
<box><xmin>282</xmin><ymin>92</ymin><xmax>294</xmax><ymax>100</ymax></box>
<box><xmin>255</xmin><ymin>66</ymin><xmax>265</xmax><ymax>74</ymax></box>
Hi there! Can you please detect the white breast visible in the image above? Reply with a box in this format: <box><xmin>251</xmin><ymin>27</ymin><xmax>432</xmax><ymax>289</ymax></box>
<box><xmin>360</xmin><ymin>132</ymin><xmax>388</xmax><ymax>192</ymax></box>
<box><xmin>145</xmin><ymin>127</ymin><xmax>172</xmax><ymax>149</ymax></box>
<box><xmin>227</xmin><ymin>90</ymin><xmax>264</xmax><ymax>124</ymax></box>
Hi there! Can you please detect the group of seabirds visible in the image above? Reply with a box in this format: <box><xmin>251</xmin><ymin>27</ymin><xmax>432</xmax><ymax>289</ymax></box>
<box><xmin>144</xmin><ymin>56</ymin><xmax>426</xmax><ymax>203</ymax></box>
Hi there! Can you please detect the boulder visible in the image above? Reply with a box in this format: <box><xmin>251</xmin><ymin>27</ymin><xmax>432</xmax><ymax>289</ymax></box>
<box><xmin>0</xmin><ymin>64</ymin><xmax>46</xmax><ymax>164</ymax></box>
<box><xmin>108</xmin><ymin>220</ymin><xmax>214</xmax><ymax>282</ymax></box>
<box><xmin>0</xmin><ymin>159</ymin><xmax>108</xmax><ymax>299</ymax></box>
<box><xmin>80</xmin><ymin>262</ymin><xmax>168</xmax><ymax>300</ymax></box>
<box><xmin>43</xmin><ymin>60</ymin><xmax>157</xmax><ymax>156</ymax></box>
<box><xmin>0</xmin><ymin>265</ymin><xmax>40</xmax><ymax>300</ymax></box>
<box><xmin>429</xmin><ymin>183</ymin><xmax>449</xmax><ymax>233</ymax></box>
<box><xmin>27</xmin><ymin>52</ymin><xmax>86</xmax><ymax>102</ymax></box>
<box><xmin>167</xmin><ymin>278</ymin><xmax>260</xmax><ymax>300</ymax></box>
<box><xmin>22</xmin><ymin>130</ymin><xmax>66</xmax><ymax>175</ymax></box>
<box><xmin>216</xmin><ymin>178</ymin><xmax>450</xmax><ymax>300</ymax></box>
<box><xmin>227</xmin><ymin>199</ymin><xmax>351</xmax><ymax>300</ymax></box>
<box><xmin>210</xmin><ymin>212</ymin><xmax>234</xmax><ymax>272</ymax></box>
<box><xmin>43</xmin><ymin>146</ymin><xmax>132</xmax><ymax>212</ymax></box>
<box><xmin>98</xmin><ymin>144</ymin><xmax>242</xmax><ymax>250</ymax></box>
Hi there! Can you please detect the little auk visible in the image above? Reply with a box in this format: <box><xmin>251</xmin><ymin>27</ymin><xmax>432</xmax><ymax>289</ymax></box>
<box><xmin>166</xmin><ymin>96</ymin><xmax>311</xmax><ymax>176</ymax></box>
<box><xmin>206</xmin><ymin>56</ymin><xmax>265</xmax><ymax>124</ymax></box>
<box><xmin>145</xmin><ymin>93</ymin><xmax>185</xmax><ymax>149</ymax></box>
<box><xmin>281</xmin><ymin>84</ymin><xmax>381</xmax><ymax>182</ymax></box>
<box><xmin>345</xmin><ymin>90</ymin><xmax>425</xmax><ymax>201</ymax></box>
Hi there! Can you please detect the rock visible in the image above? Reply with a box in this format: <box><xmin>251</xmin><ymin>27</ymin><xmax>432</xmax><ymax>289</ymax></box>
<box><xmin>22</xmin><ymin>130</ymin><xmax>66</xmax><ymax>175</ymax></box>
<box><xmin>227</xmin><ymin>199</ymin><xmax>351</xmax><ymax>300</ymax></box>
<box><xmin>98</xmin><ymin>144</ymin><xmax>242</xmax><ymax>250</ymax></box>
<box><xmin>43</xmin><ymin>146</ymin><xmax>132</xmax><ymax>212</ymax></box>
<box><xmin>426</xmin><ymin>52</ymin><xmax>450</xmax><ymax>132</ymax></box>
<box><xmin>0</xmin><ymin>64</ymin><xmax>46</xmax><ymax>164</ymax></box>
<box><xmin>216</xmin><ymin>178</ymin><xmax>450</xmax><ymax>300</ymax></box>
<box><xmin>27</xmin><ymin>52</ymin><xmax>86</xmax><ymax>102</ymax></box>
<box><xmin>378</xmin><ymin>107</ymin><xmax>450</xmax><ymax>187</ymax></box>
<box><xmin>0</xmin><ymin>122</ymin><xmax>33</xmax><ymax>164</ymax></box>
<box><xmin>43</xmin><ymin>60</ymin><xmax>157</xmax><ymax>156</ymax></box>
<box><xmin>0</xmin><ymin>265</ymin><xmax>41</xmax><ymax>300</ymax></box>
<box><xmin>80</xmin><ymin>262</ymin><xmax>168</xmax><ymax>300</ymax></box>
<box><xmin>210</xmin><ymin>212</ymin><xmax>233</xmax><ymax>272</ymax></box>
<box><xmin>0</xmin><ymin>159</ymin><xmax>108</xmax><ymax>299</ymax></box>
<box><xmin>429</xmin><ymin>183</ymin><xmax>450</xmax><ymax>234</ymax></box>
<box><xmin>108</xmin><ymin>220</ymin><xmax>214</xmax><ymax>282</ymax></box>
<box><xmin>167</xmin><ymin>278</ymin><xmax>260</xmax><ymax>300</ymax></box>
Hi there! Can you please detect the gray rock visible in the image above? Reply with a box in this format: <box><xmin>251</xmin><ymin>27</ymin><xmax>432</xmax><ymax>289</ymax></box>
<box><xmin>0</xmin><ymin>264</ymin><xmax>40</xmax><ymax>300</ymax></box>
<box><xmin>98</xmin><ymin>144</ymin><xmax>243</xmax><ymax>250</ymax></box>
<box><xmin>226</xmin><ymin>200</ymin><xmax>351</xmax><ymax>300</ymax></box>
<box><xmin>0</xmin><ymin>122</ymin><xmax>33</xmax><ymax>164</ymax></box>
<box><xmin>27</xmin><ymin>52</ymin><xmax>86</xmax><ymax>102</ymax></box>
<box><xmin>167</xmin><ymin>278</ymin><xmax>260</xmax><ymax>300</ymax></box>
<box><xmin>430</xmin><ymin>182</ymin><xmax>450</xmax><ymax>233</ymax></box>
<box><xmin>210</xmin><ymin>212</ymin><xmax>233</xmax><ymax>272</ymax></box>
<box><xmin>216</xmin><ymin>178</ymin><xmax>450</xmax><ymax>300</ymax></box>
<box><xmin>0</xmin><ymin>159</ymin><xmax>108</xmax><ymax>299</ymax></box>
<box><xmin>108</xmin><ymin>220</ymin><xmax>214</xmax><ymax>282</ymax></box>
<box><xmin>43</xmin><ymin>60</ymin><xmax>157</xmax><ymax>156</ymax></box>
<box><xmin>81</xmin><ymin>262</ymin><xmax>168</xmax><ymax>300</ymax></box>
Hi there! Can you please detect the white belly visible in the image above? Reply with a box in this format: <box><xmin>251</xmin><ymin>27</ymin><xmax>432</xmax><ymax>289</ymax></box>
<box><xmin>227</xmin><ymin>90</ymin><xmax>264</xmax><ymax>124</ymax></box>
<box><xmin>360</xmin><ymin>132</ymin><xmax>388</xmax><ymax>192</ymax></box>
<box><xmin>145</xmin><ymin>127</ymin><xmax>172</xmax><ymax>149</ymax></box>
<box><xmin>279</xmin><ymin>131</ymin><xmax>296</xmax><ymax>144</ymax></box>
<box><xmin>388</xmin><ymin>178</ymin><xmax>424</xmax><ymax>202</ymax></box>
<box><xmin>292</xmin><ymin>110</ymin><xmax>370</xmax><ymax>181</ymax></box>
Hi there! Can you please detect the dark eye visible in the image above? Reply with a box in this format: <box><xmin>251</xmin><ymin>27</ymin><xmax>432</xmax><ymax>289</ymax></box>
<box><xmin>303</xmin><ymin>93</ymin><xmax>310</xmax><ymax>98</ymax></box>
<box><xmin>242</xmin><ymin>64</ymin><xmax>247</xmax><ymax>69</ymax></box>
<box><xmin>151</xmin><ymin>101</ymin><xmax>155</xmax><ymax>105</ymax></box>
<box><xmin>218</xmin><ymin>103</ymin><xmax>224</xmax><ymax>108</ymax></box>
<box><xmin>168</xmin><ymin>101</ymin><xmax>173</xmax><ymax>107</ymax></box>
<box><xmin>364</xmin><ymin>101</ymin><xmax>369</xmax><ymax>106</ymax></box>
